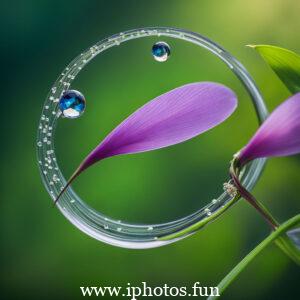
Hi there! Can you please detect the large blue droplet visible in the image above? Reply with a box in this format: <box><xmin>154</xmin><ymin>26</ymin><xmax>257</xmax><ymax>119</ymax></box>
<box><xmin>152</xmin><ymin>42</ymin><xmax>171</xmax><ymax>62</ymax></box>
<box><xmin>59</xmin><ymin>90</ymin><xmax>86</xmax><ymax>118</ymax></box>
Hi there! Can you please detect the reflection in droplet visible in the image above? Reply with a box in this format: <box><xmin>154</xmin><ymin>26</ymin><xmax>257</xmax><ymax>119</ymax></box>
<box><xmin>152</xmin><ymin>42</ymin><xmax>170</xmax><ymax>62</ymax></box>
<box><xmin>59</xmin><ymin>90</ymin><xmax>86</xmax><ymax>118</ymax></box>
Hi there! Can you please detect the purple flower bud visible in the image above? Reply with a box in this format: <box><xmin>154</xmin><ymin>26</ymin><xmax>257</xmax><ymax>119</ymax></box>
<box><xmin>239</xmin><ymin>93</ymin><xmax>300</xmax><ymax>166</ymax></box>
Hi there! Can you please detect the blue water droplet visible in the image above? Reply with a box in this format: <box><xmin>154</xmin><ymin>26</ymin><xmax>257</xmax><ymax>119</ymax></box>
<box><xmin>59</xmin><ymin>90</ymin><xmax>86</xmax><ymax>118</ymax></box>
<box><xmin>152</xmin><ymin>42</ymin><xmax>170</xmax><ymax>62</ymax></box>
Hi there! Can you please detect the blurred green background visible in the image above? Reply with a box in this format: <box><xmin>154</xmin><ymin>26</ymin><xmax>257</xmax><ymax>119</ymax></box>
<box><xmin>1</xmin><ymin>0</ymin><xmax>300</xmax><ymax>299</ymax></box>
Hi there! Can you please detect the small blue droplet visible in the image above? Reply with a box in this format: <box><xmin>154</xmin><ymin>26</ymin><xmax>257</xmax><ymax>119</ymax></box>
<box><xmin>152</xmin><ymin>42</ymin><xmax>170</xmax><ymax>62</ymax></box>
<box><xmin>59</xmin><ymin>90</ymin><xmax>86</xmax><ymax>118</ymax></box>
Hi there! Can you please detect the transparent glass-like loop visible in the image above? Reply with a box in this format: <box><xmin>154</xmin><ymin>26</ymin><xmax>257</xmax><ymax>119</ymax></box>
<box><xmin>37</xmin><ymin>27</ymin><xmax>268</xmax><ymax>249</ymax></box>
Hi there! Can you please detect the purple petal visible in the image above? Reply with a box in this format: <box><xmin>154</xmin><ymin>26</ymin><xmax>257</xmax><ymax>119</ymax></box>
<box><xmin>239</xmin><ymin>92</ymin><xmax>300</xmax><ymax>165</ymax></box>
<box><xmin>55</xmin><ymin>82</ymin><xmax>237</xmax><ymax>203</ymax></box>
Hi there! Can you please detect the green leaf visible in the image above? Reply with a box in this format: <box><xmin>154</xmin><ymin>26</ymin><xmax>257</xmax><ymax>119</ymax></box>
<box><xmin>248</xmin><ymin>44</ymin><xmax>300</xmax><ymax>94</ymax></box>
<box><xmin>207</xmin><ymin>214</ymin><xmax>300</xmax><ymax>300</ymax></box>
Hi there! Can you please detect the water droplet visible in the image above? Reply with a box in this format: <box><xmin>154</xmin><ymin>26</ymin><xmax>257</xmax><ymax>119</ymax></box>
<box><xmin>212</xmin><ymin>199</ymin><xmax>217</xmax><ymax>204</ymax></box>
<box><xmin>37</xmin><ymin>141</ymin><xmax>42</xmax><ymax>147</ymax></box>
<box><xmin>59</xmin><ymin>90</ymin><xmax>86</xmax><ymax>118</ymax></box>
<box><xmin>52</xmin><ymin>174</ymin><xmax>59</xmax><ymax>182</ymax></box>
<box><xmin>147</xmin><ymin>226</ymin><xmax>153</xmax><ymax>231</ymax></box>
<box><xmin>204</xmin><ymin>208</ymin><xmax>212</xmax><ymax>216</ymax></box>
<box><xmin>152</xmin><ymin>42</ymin><xmax>170</xmax><ymax>62</ymax></box>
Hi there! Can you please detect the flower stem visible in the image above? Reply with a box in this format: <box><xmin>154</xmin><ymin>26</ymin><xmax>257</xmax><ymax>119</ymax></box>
<box><xmin>229</xmin><ymin>157</ymin><xmax>300</xmax><ymax>264</ymax></box>
<box><xmin>207</xmin><ymin>214</ymin><xmax>300</xmax><ymax>300</ymax></box>
<box><xmin>229</xmin><ymin>159</ymin><xmax>278</xmax><ymax>230</ymax></box>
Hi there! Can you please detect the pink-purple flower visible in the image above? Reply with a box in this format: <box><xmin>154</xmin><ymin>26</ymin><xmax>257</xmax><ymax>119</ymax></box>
<box><xmin>238</xmin><ymin>92</ymin><xmax>300</xmax><ymax>166</ymax></box>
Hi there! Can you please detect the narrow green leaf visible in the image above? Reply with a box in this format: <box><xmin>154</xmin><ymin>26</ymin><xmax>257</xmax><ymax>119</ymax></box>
<box><xmin>208</xmin><ymin>214</ymin><xmax>300</xmax><ymax>300</ymax></box>
<box><xmin>248</xmin><ymin>44</ymin><xmax>300</xmax><ymax>93</ymax></box>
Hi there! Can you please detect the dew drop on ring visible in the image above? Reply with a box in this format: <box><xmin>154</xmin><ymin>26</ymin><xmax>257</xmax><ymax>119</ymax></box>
<box><xmin>59</xmin><ymin>90</ymin><xmax>86</xmax><ymax>118</ymax></box>
<box><xmin>152</xmin><ymin>41</ymin><xmax>171</xmax><ymax>62</ymax></box>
